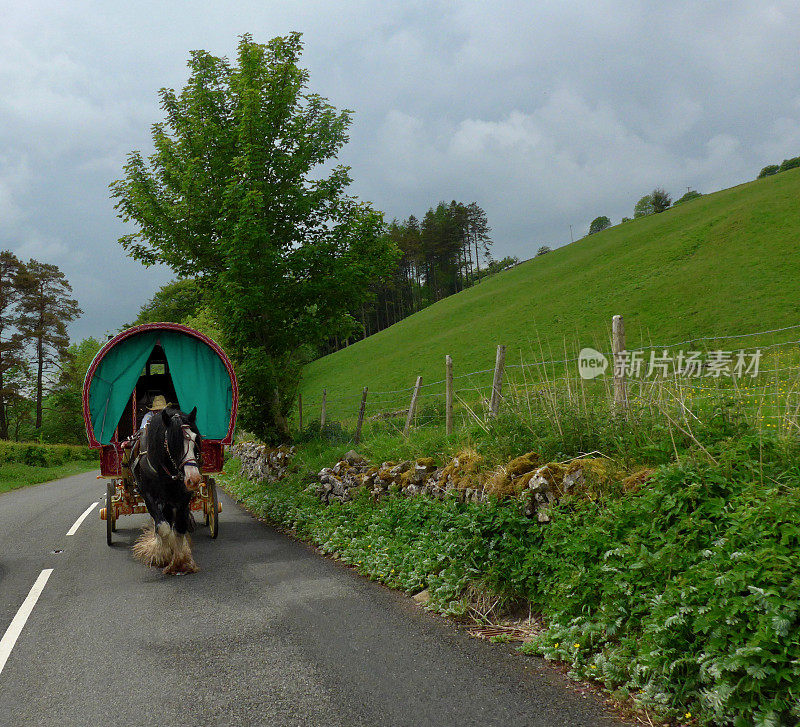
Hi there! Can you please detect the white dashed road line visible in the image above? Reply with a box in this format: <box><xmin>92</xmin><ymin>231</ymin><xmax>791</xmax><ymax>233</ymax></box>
<box><xmin>66</xmin><ymin>501</ymin><xmax>98</xmax><ymax>536</ymax></box>
<box><xmin>0</xmin><ymin>569</ymin><xmax>54</xmax><ymax>677</ymax></box>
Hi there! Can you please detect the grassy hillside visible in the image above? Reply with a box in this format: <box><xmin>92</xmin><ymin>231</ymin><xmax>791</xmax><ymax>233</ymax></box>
<box><xmin>300</xmin><ymin>168</ymin><xmax>800</xmax><ymax>422</ymax></box>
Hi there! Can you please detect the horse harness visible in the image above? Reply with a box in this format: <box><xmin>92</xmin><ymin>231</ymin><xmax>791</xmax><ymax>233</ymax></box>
<box><xmin>130</xmin><ymin>422</ymin><xmax>199</xmax><ymax>482</ymax></box>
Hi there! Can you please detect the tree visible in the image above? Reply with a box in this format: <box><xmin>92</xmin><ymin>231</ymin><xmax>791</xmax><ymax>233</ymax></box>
<box><xmin>758</xmin><ymin>164</ymin><xmax>779</xmax><ymax>179</ymax></box>
<box><xmin>110</xmin><ymin>34</ymin><xmax>398</xmax><ymax>442</ymax></box>
<box><xmin>537</xmin><ymin>245</ymin><xmax>552</xmax><ymax>256</ymax></box>
<box><xmin>674</xmin><ymin>189</ymin><xmax>702</xmax><ymax>205</ymax></box>
<box><xmin>18</xmin><ymin>260</ymin><xmax>82</xmax><ymax>430</ymax></box>
<box><xmin>634</xmin><ymin>194</ymin><xmax>653</xmax><ymax>218</ymax></box>
<box><xmin>778</xmin><ymin>156</ymin><xmax>800</xmax><ymax>172</ymax></box>
<box><xmin>651</xmin><ymin>187</ymin><xmax>672</xmax><ymax>213</ymax></box>
<box><xmin>588</xmin><ymin>216</ymin><xmax>611</xmax><ymax>235</ymax></box>
<box><xmin>466</xmin><ymin>203</ymin><xmax>492</xmax><ymax>279</ymax></box>
<box><xmin>0</xmin><ymin>252</ymin><xmax>28</xmax><ymax>439</ymax></box>
<box><xmin>4</xmin><ymin>360</ymin><xmax>34</xmax><ymax>441</ymax></box>
<box><xmin>132</xmin><ymin>278</ymin><xmax>204</xmax><ymax>326</ymax></box>
<box><xmin>41</xmin><ymin>337</ymin><xmax>102</xmax><ymax>444</ymax></box>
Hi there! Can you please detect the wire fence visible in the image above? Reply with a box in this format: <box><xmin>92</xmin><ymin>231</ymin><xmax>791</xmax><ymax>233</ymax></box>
<box><xmin>296</xmin><ymin>317</ymin><xmax>800</xmax><ymax>440</ymax></box>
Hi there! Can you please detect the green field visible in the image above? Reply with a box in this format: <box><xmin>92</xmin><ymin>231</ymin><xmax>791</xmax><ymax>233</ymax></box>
<box><xmin>300</xmin><ymin>169</ymin><xmax>800</xmax><ymax>425</ymax></box>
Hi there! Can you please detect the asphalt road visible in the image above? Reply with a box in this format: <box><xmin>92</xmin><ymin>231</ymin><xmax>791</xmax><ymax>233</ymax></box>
<box><xmin>0</xmin><ymin>471</ymin><xmax>629</xmax><ymax>727</ymax></box>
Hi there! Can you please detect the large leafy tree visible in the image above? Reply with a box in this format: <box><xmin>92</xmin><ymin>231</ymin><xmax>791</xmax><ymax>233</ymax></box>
<box><xmin>110</xmin><ymin>34</ymin><xmax>397</xmax><ymax>441</ymax></box>
<box><xmin>18</xmin><ymin>260</ymin><xmax>82</xmax><ymax>430</ymax></box>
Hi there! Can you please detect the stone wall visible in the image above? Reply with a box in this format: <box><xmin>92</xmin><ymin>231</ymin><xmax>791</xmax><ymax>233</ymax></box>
<box><xmin>229</xmin><ymin>442</ymin><xmax>650</xmax><ymax>522</ymax></box>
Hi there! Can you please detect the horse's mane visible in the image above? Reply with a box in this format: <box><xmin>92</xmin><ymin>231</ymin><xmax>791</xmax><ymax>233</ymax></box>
<box><xmin>145</xmin><ymin>406</ymin><xmax>186</xmax><ymax>469</ymax></box>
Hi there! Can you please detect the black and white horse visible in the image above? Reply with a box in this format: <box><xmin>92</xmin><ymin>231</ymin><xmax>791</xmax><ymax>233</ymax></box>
<box><xmin>131</xmin><ymin>406</ymin><xmax>203</xmax><ymax>575</ymax></box>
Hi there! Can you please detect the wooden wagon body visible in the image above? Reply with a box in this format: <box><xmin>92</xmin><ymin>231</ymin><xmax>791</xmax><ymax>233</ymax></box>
<box><xmin>82</xmin><ymin>322</ymin><xmax>238</xmax><ymax>543</ymax></box>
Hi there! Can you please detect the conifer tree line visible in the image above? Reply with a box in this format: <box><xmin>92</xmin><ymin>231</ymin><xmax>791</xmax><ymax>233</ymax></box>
<box><xmin>323</xmin><ymin>201</ymin><xmax>495</xmax><ymax>353</ymax></box>
<box><xmin>0</xmin><ymin>251</ymin><xmax>82</xmax><ymax>441</ymax></box>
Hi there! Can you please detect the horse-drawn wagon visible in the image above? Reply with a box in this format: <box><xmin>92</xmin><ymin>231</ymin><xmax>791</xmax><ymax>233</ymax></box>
<box><xmin>82</xmin><ymin>322</ymin><xmax>238</xmax><ymax>553</ymax></box>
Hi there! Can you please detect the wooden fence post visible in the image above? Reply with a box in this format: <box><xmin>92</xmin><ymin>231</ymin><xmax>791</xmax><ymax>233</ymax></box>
<box><xmin>354</xmin><ymin>387</ymin><xmax>368</xmax><ymax>445</ymax></box>
<box><xmin>404</xmin><ymin>376</ymin><xmax>423</xmax><ymax>436</ymax></box>
<box><xmin>612</xmin><ymin>315</ymin><xmax>628</xmax><ymax>409</ymax></box>
<box><xmin>298</xmin><ymin>393</ymin><xmax>303</xmax><ymax>430</ymax></box>
<box><xmin>320</xmin><ymin>389</ymin><xmax>327</xmax><ymax>429</ymax></box>
<box><xmin>445</xmin><ymin>355</ymin><xmax>453</xmax><ymax>435</ymax></box>
<box><xmin>489</xmin><ymin>344</ymin><xmax>506</xmax><ymax>417</ymax></box>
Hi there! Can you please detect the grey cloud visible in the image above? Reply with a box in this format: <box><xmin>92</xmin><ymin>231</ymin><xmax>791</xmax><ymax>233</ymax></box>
<box><xmin>1</xmin><ymin>1</ymin><xmax>799</xmax><ymax>340</ymax></box>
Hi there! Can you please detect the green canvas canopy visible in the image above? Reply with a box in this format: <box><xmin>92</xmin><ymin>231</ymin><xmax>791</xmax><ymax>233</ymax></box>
<box><xmin>87</xmin><ymin>328</ymin><xmax>234</xmax><ymax>445</ymax></box>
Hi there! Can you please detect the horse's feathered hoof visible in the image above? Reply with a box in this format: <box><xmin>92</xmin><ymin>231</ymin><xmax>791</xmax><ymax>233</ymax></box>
<box><xmin>161</xmin><ymin>535</ymin><xmax>199</xmax><ymax>575</ymax></box>
<box><xmin>132</xmin><ymin>525</ymin><xmax>172</xmax><ymax>567</ymax></box>
<box><xmin>162</xmin><ymin>560</ymin><xmax>199</xmax><ymax>575</ymax></box>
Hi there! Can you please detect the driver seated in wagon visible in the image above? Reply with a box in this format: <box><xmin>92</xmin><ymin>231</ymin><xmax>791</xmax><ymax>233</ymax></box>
<box><xmin>121</xmin><ymin>394</ymin><xmax>169</xmax><ymax>489</ymax></box>
<box><xmin>139</xmin><ymin>394</ymin><xmax>168</xmax><ymax>432</ymax></box>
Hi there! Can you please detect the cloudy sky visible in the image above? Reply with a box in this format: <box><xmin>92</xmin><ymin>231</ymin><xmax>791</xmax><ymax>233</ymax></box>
<box><xmin>2</xmin><ymin>0</ymin><xmax>799</xmax><ymax>340</ymax></box>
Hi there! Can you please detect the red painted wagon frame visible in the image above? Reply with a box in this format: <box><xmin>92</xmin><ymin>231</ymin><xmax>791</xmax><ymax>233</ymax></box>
<box><xmin>82</xmin><ymin>322</ymin><xmax>239</xmax><ymax>477</ymax></box>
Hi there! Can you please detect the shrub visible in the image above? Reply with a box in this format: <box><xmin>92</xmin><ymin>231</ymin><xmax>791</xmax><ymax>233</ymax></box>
<box><xmin>778</xmin><ymin>156</ymin><xmax>800</xmax><ymax>173</ymax></box>
<box><xmin>295</xmin><ymin>419</ymin><xmax>351</xmax><ymax>444</ymax></box>
<box><xmin>0</xmin><ymin>441</ymin><xmax>96</xmax><ymax>467</ymax></box>
<box><xmin>588</xmin><ymin>216</ymin><xmax>611</xmax><ymax>235</ymax></box>
<box><xmin>758</xmin><ymin>164</ymin><xmax>780</xmax><ymax>178</ymax></box>
<box><xmin>674</xmin><ymin>189</ymin><xmax>702</xmax><ymax>205</ymax></box>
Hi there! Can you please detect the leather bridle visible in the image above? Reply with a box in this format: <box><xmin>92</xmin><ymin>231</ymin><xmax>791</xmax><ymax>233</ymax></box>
<box><xmin>163</xmin><ymin>422</ymin><xmax>200</xmax><ymax>480</ymax></box>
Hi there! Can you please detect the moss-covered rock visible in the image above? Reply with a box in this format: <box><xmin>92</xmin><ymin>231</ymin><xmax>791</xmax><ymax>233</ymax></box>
<box><xmin>439</xmin><ymin>449</ymin><xmax>485</xmax><ymax>491</ymax></box>
<box><xmin>621</xmin><ymin>468</ymin><xmax>654</xmax><ymax>492</ymax></box>
<box><xmin>506</xmin><ymin>452</ymin><xmax>540</xmax><ymax>477</ymax></box>
<box><xmin>485</xmin><ymin>452</ymin><xmax>542</xmax><ymax>498</ymax></box>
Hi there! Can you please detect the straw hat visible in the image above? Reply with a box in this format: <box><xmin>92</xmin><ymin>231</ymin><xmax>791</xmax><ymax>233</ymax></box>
<box><xmin>148</xmin><ymin>395</ymin><xmax>168</xmax><ymax>411</ymax></box>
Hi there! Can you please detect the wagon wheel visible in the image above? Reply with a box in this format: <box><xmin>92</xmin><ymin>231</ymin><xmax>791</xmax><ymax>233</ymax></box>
<box><xmin>106</xmin><ymin>481</ymin><xmax>116</xmax><ymax>546</ymax></box>
<box><xmin>206</xmin><ymin>477</ymin><xmax>219</xmax><ymax>539</ymax></box>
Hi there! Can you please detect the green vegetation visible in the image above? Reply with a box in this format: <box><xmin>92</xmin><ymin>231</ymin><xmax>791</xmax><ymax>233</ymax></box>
<box><xmin>111</xmin><ymin>33</ymin><xmax>397</xmax><ymax>442</ymax></box>
<box><xmin>222</xmin><ymin>385</ymin><xmax>800</xmax><ymax>725</ymax></box>
<box><xmin>129</xmin><ymin>278</ymin><xmax>204</xmax><ymax>327</ymax></box>
<box><xmin>0</xmin><ymin>441</ymin><xmax>97</xmax><ymax>494</ymax></box>
<box><xmin>758</xmin><ymin>156</ymin><xmax>800</xmax><ymax>179</ymax></box>
<box><xmin>634</xmin><ymin>187</ymin><xmax>671</xmax><ymax>218</ymax></box>
<box><xmin>325</xmin><ymin>201</ymin><xmax>494</xmax><ymax>357</ymax></box>
<box><xmin>0</xmin><ymin>251</ymin><xmax>82</xmax><ymax>441</ymax></box>
<box><xmin>674</xmin><ymin>189</ymin><xmax>703</xmax><ymax>205</ymax></box>
<box><xmin>299</xmin><ymin>168</ymin><xmax>800</xmax><ymax>424</ymax></box>
<box><xmin>40</xmin><ymin>336</ymin><xmax>103</xmax><ymax>444</ymax></box>
<box><xmin>588</xmin><ymin>215</ymin><xmax>611</xmax><ymax>234</ymax></box>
